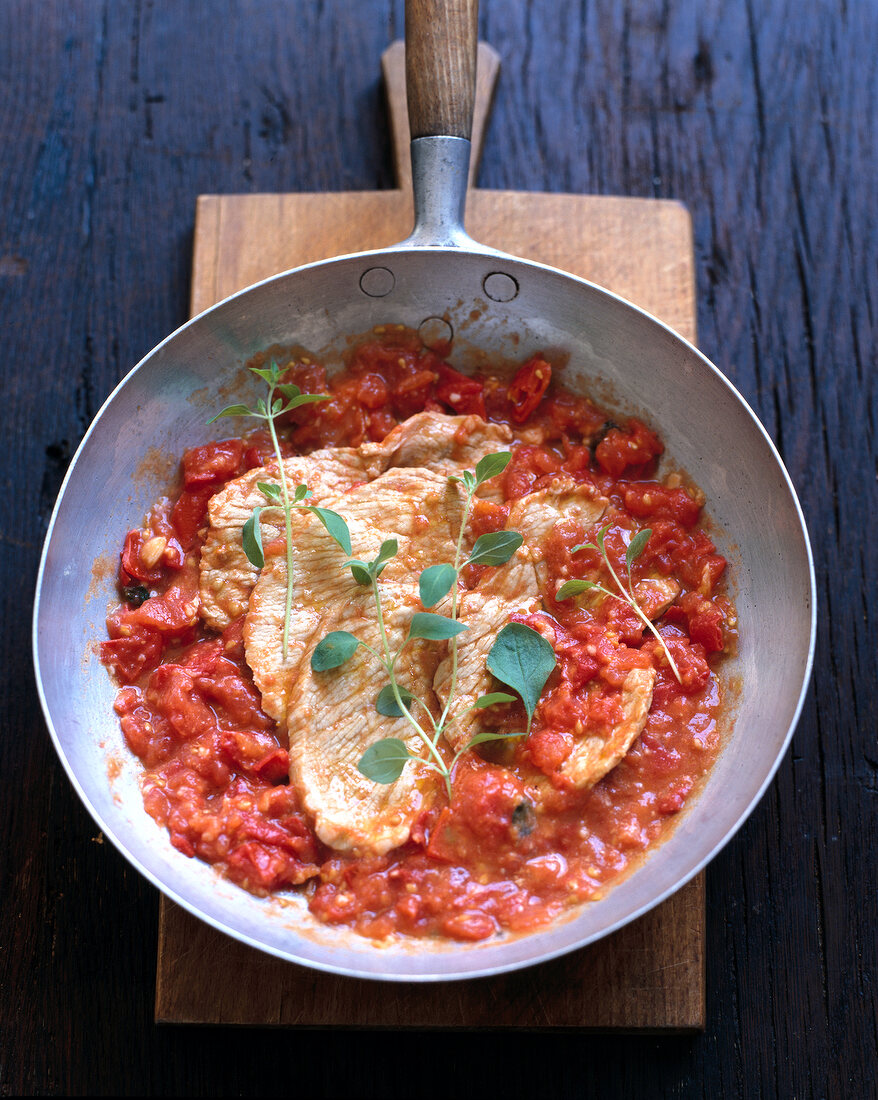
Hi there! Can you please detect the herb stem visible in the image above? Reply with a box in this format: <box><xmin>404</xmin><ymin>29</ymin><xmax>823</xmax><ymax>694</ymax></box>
<box><xmin>371</xmin><ymin>577</ymin><xmax>450</xmax><ymax>792</ymax></box>
<box><xmin>434</xmin><ymin>482</ymin><xmax>475</xmax><ymax>743</ymax></box>
<box><xmin>265</xmin><ymin>382</ymin><xmax>295</xmax><ymax>662</ymax></box>
<box><xmin>601</xmin><ymin>553</ymin><xmax>683</xmax><ymax>684</ymax></box>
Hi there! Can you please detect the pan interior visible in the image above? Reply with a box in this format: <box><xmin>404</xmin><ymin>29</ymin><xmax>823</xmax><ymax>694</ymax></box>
<box><xmin>34</xmin><ymin>247</ymin><xmax>814</xmax><ymax>979</ymax></box>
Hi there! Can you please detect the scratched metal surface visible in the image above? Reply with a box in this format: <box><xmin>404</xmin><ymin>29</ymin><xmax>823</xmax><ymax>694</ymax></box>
<box><xmin>2</xmin><ymin>1</ymin><xmax>875</xmax><ymax>1095</ymax></box>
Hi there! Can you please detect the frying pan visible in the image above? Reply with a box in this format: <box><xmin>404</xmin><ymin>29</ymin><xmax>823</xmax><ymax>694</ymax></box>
<box><xmin>33</xmin><ymin>0</ymin><xmax>815</xmax><ymax>981</ymax></box>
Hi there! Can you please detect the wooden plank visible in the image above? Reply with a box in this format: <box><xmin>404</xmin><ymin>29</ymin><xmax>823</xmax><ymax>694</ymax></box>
<box><xmin>157</xmin><ymin>876</ymin><xmax>704</xmax><ymax>1030</ymax></box>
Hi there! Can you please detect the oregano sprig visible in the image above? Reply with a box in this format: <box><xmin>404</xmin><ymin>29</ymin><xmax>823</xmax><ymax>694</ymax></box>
<box><xmin>209</xmin><ymin>361</ymin><xmax>347</xmax><ymax>660</ymax></box>
<box><xmin>308</xmin><ymin>451</ymin><xmax>557</xmax><ymax>799</ymax></box>
<box><xmin>556</xmin><ymin>524</ymin><xmax>682</xmax><ymax>682</ymax></box>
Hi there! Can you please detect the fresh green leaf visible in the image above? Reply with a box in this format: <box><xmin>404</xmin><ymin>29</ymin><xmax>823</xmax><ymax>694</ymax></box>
<box><xmin>467</xmin><ymin>530</ymin><xmax>523</xmax><ymax>567</ymax></box>
<box><xmin>462</xmin><ymin>730</ymin><xmax>526</xmax><ymax>749</ymax></box>
<box><xmin>306</xmin><ymin>506</ymin><xmax>352</xmax><ymax>555</ymax></box>
<box><xmin>311</xmin><ymin>630</ymin><xmax>361</xmax><ymax>671</ymax></box>
<box><xmin>626</xmin><ymin>528</ymin><xmax>652</xmax><ymax>570</ymax></box>
<box><xmin>257</xmin><ymin>481</ymin><xmax>282</xmax><ymax>503</ymax></box>
<box><xmin>293</xmin><ymin>484</ymin><xmax>312</xmax><ymax>502</ymax></box>
<box><xmin>595</xmin><ymin>523</ymin><xmax>612</xmax><ymax>551</ymax></box>
<box><xmin>419</xmin><ymin>563</ymin><xmax>456</xmax><ymax>608</ymax></box>
<box><xmin>357</xmin><ymin>738</ymin><xmax>413</xmax><ymax>784</ymax></box>
<box><xmin>570</xmin><ymin>542</ymin><xmax>597</xmax><ymax>554</ymax></box>
<box><xmin>347</xmin><ymin>561</ymin><xmax>372</xmax><ymax>586</ymax></box>
<box><xmin>375</xmin><ymin>684</ymin><xmax>415</xmax><ymax>717</ymax></box>
<box><xmin>249</xmin><ymin>366</ymin><xmax>278</xmax><ymax>385</ymax></box>
<box><xmin>486</xmin><ymin>622</ymin><xmax>556</xmax><ymax>724</ymax></box>
<box><xmin>277</xmin><ymin>383</ymin><xmax>302</xmax><ymax>399</ymax></box>
<box><xmin>474</xmin><ymin>451</ymin><xmax>512</xmax><ymax>485</ymax></box>
<box><xmin>255</xmin><ymin>397</ymin><xmax>268</xmax><ymax>416</ymax></box>
<box><xmin>462</xmin><ymin>470</ymin><xmax>477</xmax><ymax>491</ymax></box>
<box><xmin>272</xmin><ymin>397</ymin><xmax>283</xmax><ymax>415</ymax></box>
<box><xmin>282</xmin><ymin>393</ymin><xmax>331</xmax><ymax>412</ymax></box>
<box><xmin>242</xmin><ymin>508</ymin><xmax>265</xmax><ymax>568</ymax></box>
<box><xmin>408</xmin><ymin>612</ymin><xmax>470</xmax><ymax>641</ymax></box>
<box><xmin>556</xmin><ymin>578</ymin><xmax>599</xmax><ymax>600</ymax></box>
<box><xmin>207</xmin><ymin>403</ymin><xmax>255</xmax><ymax>423</ymax></box>
<box><xmin>374</xmin><ymin>539</ymin><xmax>399</xmax><ymax>566</ymax></box>
<box><xmin>474</xmin><ymin>692</ymin><xmax>517</xmax><ymax>708</ymax></box>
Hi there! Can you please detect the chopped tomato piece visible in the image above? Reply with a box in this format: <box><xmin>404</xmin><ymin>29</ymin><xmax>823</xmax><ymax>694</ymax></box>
<box><xmin>595</xmin><ymin>418</ymin><xmax>663</xmax><ymax>477</ymax></box>
<box><xmin>507</xmin><ymin>356</ymin><xmax>552</xmax><ymax>423</ymax></box>
<box><xmin>435</xmin><ymin>364</ymin><xmax>486</xmax><ymax>418</ymax></box>
<box><xmin>171</xmin><ymin>486</ymin><xmax>215</xmax><ymax>550</ymax></box>
<box><xmin>182</xmin><ymin>438</ymin><xmax>245</xmax><ymax>487</ymax></box>
<box><xmin>100</xmin><ymin>629</ymin><xmax>163</xmax><ymax>683</ymax></box>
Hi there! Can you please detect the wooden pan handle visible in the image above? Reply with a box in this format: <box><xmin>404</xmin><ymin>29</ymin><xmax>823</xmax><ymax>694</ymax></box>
<box><xmin>405</xmin><ymin>0</ymin><xmax>479</xmax><ymax>140</ymax></box>
<box><xmin>382</xmin><ymin>40</ymin><xmax>499</xmax><ymax>191</ymax></box>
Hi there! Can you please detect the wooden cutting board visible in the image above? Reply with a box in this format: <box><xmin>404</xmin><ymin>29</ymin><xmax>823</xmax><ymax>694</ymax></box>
<box><xmin>155</xmin><ymin>43</ymin><xmax>704</xmax><ymax>1030</ymax></box>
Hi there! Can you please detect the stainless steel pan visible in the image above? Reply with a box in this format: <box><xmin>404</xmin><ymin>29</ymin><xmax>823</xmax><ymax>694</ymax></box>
<box><xmin>33</xmin><ymin>0</ymin><xmax>815</xmax><ymax>981</ymax></box>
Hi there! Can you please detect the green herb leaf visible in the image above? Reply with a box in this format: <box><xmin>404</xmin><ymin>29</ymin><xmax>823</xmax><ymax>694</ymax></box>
<box><xmin>570</xmin><ymin>542</ymin><xmax>597</xmax><ymax>554</ymax></box>
<box><xmin>311</xmin><ymin>630</ymin><xmax>361</xmax><ymax>671</ymax></box>
<box><xmin>475</xmin><ymin>451</ymin><xmax>512</xmax><ymax>485</ymax></box>
<box><xmin>375</xmin><ymin>684</ymin><xmax>415</xmax><ymax>717</ymax></box>
<box><xmin>486</xmin><ymin>622</ymin><xmax>556</xmax><ymax>724</ymax></box>
<box><xmin>373</xmin><ymin>538</ymin><xmax>399</xmax><ymax>573</ymax></box>
<box><xmin>249</xmin><ymin>366</ymin><xmax>277</xmax><ymax>384</ymax></box>
<box><xmin>461</xmin><ymin>470</ymin><xmax>477</xmax><ymax>492</ymax></box>
<box><xmin>626</xmin><ymin>528</ymin><xmax>652</xmax><ymax>570</ymax></box>
<box><xmin>463</xmin><ymin>730</ymin><xmax>527</xmax><ymax>749</ymax></box>
<box><xmin>347</xmin><ymin>560</ymin><xmax>372</xmax><ymax>586</ymax></box>
<box><xmin>242</xmin><ymin>508</ymin><xmax>265</xmax><ymax>568</ymax></box>
<box><xmin>255</xmin><ymin>397</ymin><xmax>268</xmax><ymax>416</ymax></box>
<box><xmin>474</xmin><ymin>692</ymin><xmax>517</xmax><ymax>708</ymax></box>
<box><xmin>357</xmin><ymin>738</ymin><xmax>413</xmax><ymax>784</ymax></box>
<box><xmin>207</xmin><ymin>403</ymin><xmax>255</xmax><ymax>423</ymax></box>
<box><xmin>293</xmin><ymin>484</ymin><xmax>312</xmax><ymax>502</ymax></box>
<box><xmin>306</xmin><ymin>506</ymin><xmax>352</xmax><ymax>555</ymax></box>
<box><xmin>277</xmin><ymin>383</ymin><xmax>302</xmax><ymax>399</ymax></box>
<box><xmin>282</xmin><ymin>393</ymin><xmax>332</xmax><ymax>412</ymax></box>
<box><xmin>467</xmin><ymin>530</ymin><xmax>523</xmax><ymax>567</ymax></box>
<box><xmin>408</xmin><ymin>612</ymin><xmax>470</xmax><ymax>641</ymax></box>
<box><xmin>257</xmin><ymin>481</ymin><xmax>282</xmax><ymax>503</ymax></box>
<box><xmin>556</xmin><ymin>578</ymin><xmax>599</xmax><ymax>600</ymax></box>
<box><xmin>418</xmin><ymin>563</ymin><xmax>456</xmax><ymax>608</ymax></box>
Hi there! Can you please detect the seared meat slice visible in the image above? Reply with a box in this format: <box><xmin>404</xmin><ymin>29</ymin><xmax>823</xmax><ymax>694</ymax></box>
<box><xmin>434</xmin><ymin>479</ymin><xmax>608</xmax><ymax>751</ymax></box>
<box><xmin>200</xmin><ymin>411</ymin><xmax>512</xmax><ymax>631</ymax></box>
<box><xmin>632</xmin><ymin>577</ymin><xmax>681</xmax><ymax>620</ymax></box>
<box><xmin>363</xmin><ymin>410</ymin><xmax>512</xmax><ymax>477</ymax></box>
<box><xmin>558</xmin><ymin>667</ymin><xmax>656</xmax><ymax>788</ymax></box>
<box><xmin>244</xmin><ymin>467</ymin><xmax>462</xmax><ymax>855</ymax></box>
<box><xmin>200</xmin><ymin>448</ymin><xmax>368</xmax><ymax>631</ymax></box>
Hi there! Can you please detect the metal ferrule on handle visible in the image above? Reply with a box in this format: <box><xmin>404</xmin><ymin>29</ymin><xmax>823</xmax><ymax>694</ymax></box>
<box><xmin>406</xmin><ymin>136</ymin><xmax>473</xmax><ymax>247</ymax></box>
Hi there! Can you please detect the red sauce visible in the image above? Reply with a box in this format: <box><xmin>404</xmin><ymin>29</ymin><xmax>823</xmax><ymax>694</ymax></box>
<box><xmin>101</xmin><ymin>330</ymin><xmax>733</xmax><ymax>941</ymax></box>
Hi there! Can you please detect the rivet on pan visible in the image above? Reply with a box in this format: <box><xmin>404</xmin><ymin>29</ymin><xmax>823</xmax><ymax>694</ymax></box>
<box><xmin>417</xmin><ymin>316</ymin><xmax>453</xmax><ymax>349</ymax></box>
<box><xmin>483</xmin><ymin>271</ymin><xmax>519</xmax><ymax>302</ymax></box>
<box><xmin>359</xmin><ymin>267</ymin><xmax>395</xmax><ymax>297</ymax></box>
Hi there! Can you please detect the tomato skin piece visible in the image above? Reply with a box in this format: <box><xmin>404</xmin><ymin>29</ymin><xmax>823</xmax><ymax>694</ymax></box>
<box><xmin>507</xmin><ymin>356</ymin><xmax>552</xmax><ymax>423</ymax></box>
<box><xmin>120</xmin><ymin>529</ymin><xmax>165</xmax><ymax>585</ymax></box>
<box><xmin>622</xmin><ymin>483</ymin><xmax>701</xmax><ymax>527</ymax></box>
<box><xmin>100</xmin><ymin>629</ymin><xmax>163</xmax><ymax>683</ymax></box>
<box><xmin>171</xmin><ymin>486</ymin><xmax>215</xmax><ymax>550</ymax></box>
<box><xmin>182</xmin><ymin>438</ymin><xmax>245</xmax><ymax>488</ymax></box>
<box><xmin>435</xmin><ymin>364</ymin><xmax>486</xmax><ymax>417</ymax></box>
<box><xmin>595</xmin><ymin>418</ymin><xmax>663</xmax><ymax>477</ymax></box>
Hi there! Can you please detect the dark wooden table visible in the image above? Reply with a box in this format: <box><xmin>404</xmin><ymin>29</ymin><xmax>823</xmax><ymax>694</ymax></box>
<box><xmin>3</xmin><ymin>1</ymin><xmax>875</xmax><ymax>1095</ymax></box>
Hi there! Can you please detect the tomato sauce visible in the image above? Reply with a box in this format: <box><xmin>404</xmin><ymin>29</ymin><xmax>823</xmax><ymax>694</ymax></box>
<box><xmin>101</xmin><ymin>329</ymin><xmax>733</xmax><ymax>941</ymax></box>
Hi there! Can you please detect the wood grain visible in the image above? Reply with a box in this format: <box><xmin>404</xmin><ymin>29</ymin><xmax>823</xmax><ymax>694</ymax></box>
<box><xmin>4</xmin><ymin>0</ymin><xmax>875</xmax><ymax>1094</ymax></box>
<box><xmin>405</xmin><ymin>0</ymin><xmax>478</xmax><ymax>139</ymax></box>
